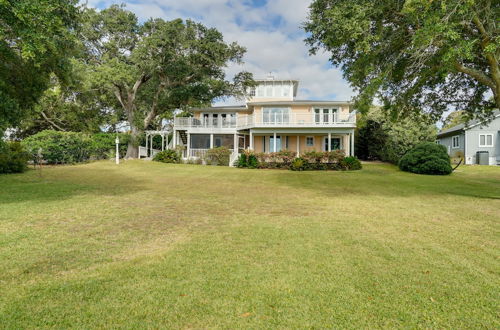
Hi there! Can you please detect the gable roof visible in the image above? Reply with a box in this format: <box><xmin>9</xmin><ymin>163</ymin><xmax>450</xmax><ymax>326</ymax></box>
<box><xmin>437</xmin><ymin>110</ymin><xmax>500</xmax><ymax>138</ymax></box>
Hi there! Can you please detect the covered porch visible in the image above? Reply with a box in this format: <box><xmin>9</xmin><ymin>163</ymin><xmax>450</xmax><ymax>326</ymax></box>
<box><xmin>246</xmin><ymin>128</ymin><xmax>355</xmax><ymax>156</ymax></box>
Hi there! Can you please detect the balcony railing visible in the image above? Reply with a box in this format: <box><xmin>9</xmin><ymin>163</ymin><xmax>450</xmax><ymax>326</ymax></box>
<box><xmin>236</xmin><ymin>112</ymin><xmax>356</xmax><ymax>128</ymax></box>
<box><xmin>174</xmin><ymin>112</ymin><xmax>356</xmax><ymax>130</ymax></box>
<box><xmin>175</xmin><ymin>117</ymin><xmax>237</xmax><ymax>129</ymax></box>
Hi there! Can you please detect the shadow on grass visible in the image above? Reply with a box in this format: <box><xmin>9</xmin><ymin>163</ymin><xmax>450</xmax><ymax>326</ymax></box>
<box><xmin>272</xmin><ymin>163</ymin><xmax>500</xmax><ymax>200</ymax></box>
<box><xmin>0</xmin><ymin>165</ymin><xmax>148</xmax><ymax>205</ymax></box>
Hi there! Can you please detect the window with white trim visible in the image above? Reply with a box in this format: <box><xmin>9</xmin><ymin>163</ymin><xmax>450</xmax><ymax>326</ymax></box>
<box><xmin>479</xmin><ymin>134</ymin><xmax>493</xmax><ymax>147</ymax></box>
<box><xmin>306</xmin><ymin>136</ymin><xmax>314</xmax><ymax>147</ymax></box>
<box><xmin>262</xmin><ymin>107</ymin><xmax>290</xmax><ymax>124</ymax></box>
<box><xmin>452</xmin><ymin>136</ymin><xmax>460</xmax><ymax>148</ymax></box>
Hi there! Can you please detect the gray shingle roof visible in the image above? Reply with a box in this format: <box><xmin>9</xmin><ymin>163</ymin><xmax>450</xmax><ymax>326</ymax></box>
<box><xmin>437</xmin><ymin>110</ymin><xmax>500</xmax><ymax>137</ymax></box>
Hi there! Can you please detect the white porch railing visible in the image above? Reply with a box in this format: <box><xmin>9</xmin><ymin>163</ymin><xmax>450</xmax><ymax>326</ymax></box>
<box><xmin>236</xmin><ymin>112</ymin><xmax>356</xmax><ymax>128</ymax></box>
<box><xmin>188</xmin><ymin>148</ymin><xmax>234</xmax><ymax>158</ymax></box>
<box><xmin>175</xmin><ymin>112</ymin><xmax>356</xmax><ymax>130</ymax></box>
<box><xmin>175</xmin><ymin>117</ymin><xmax>237</xmax><ymax>129</ymax></box>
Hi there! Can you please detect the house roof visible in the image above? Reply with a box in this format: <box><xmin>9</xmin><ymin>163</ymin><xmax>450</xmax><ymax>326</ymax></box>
<box><xmin>437</xmin><ymin>110</ymin><xmax>500</xmax><ymax>138</ymax></box>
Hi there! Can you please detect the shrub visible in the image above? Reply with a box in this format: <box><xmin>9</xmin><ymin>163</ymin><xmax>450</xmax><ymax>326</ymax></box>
<box><xmin>237</xmin><ymin>153</ymin><xmax>247</xmax><ymax>168</ymax></box>
<box><xmin>206</xmin><ymin>146</ymin><xmax>231</xmax><ymax>166</ymax></box>
<box><xmin>247</xmin><ymin>153</ymin><xmax>258</xmax><ymax>169</ymax></box>
<box><xmin>341</xmin><ymin>156</ymin><xmax>362</xmax><ymax>170</ymax></box>
<box><xmin>89</xmin><ymin>133</ymin><xmax>131</xmax><ymax>159</ymax></box>
<box><xmin>325</xmin><ymin>150</ymin><xmax>346</xmax><ymax>163</ymax></box>
<box><xmin>23</xmin><ymin>130</ymin><xmax>92</xmax><ymax>164</ymax></box>
<box><xmin>0</xmin><ymin>141</ymin><xmax>29</xmax><ymax>174</ymax></box>
<box><xmin>290</xmin><ymin>157</ymin><xmax>308</xmax><ymax>171</ymax></box>
<box><xmin>153</xmin><ymin>149</ymin><xmax>180</xmax><ymax>163</ymax></box>
<box><xmin>398</xmin><ymin>142</ymin><xmax>452</xmax><ymax>175</ymax></box>
<box><xmin>302</xmin><ymin>151</ymin><xmax>325</xmax><ymax>164</ymax></box>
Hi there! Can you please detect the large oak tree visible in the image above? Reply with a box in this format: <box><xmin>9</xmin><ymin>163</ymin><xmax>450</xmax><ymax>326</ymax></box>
<box><xmin>305</xmin><ymin>0</ymin><xmax>499</xmax><ymax>121</ymax></box>
<box><xmin>80</xmin><ymin>5</ymin><xmax>253</xmax><ymax>158</ymax></box>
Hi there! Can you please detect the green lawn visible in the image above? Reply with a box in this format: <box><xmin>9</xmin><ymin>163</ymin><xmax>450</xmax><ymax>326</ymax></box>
<box><xmin>0</xmin><ymin>161</ymin><xmax>499</xmax><ymax>328</ymax></box>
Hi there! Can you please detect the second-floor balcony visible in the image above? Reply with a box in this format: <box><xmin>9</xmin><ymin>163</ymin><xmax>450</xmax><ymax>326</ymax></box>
<box><xmin>236</xmin><ymin>112</ymin><xmax>356</xmax><ymax>129</ymax></box>
<box><xmin>174</xmin><ymin>112</ymin><xmax>356</xmax><ymax>130</ymax></box>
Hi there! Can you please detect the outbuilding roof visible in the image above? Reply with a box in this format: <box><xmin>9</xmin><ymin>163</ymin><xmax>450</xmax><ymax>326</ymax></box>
<box><xmin>437</xmin><ymin>110</ymin><xmax>500</xmax><ymax>138</ymax></box>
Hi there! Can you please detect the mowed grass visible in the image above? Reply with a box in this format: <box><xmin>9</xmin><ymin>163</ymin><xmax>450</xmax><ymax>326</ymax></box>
<box><xmin>0</xmin><ymin>161</ymin><xmax>499</xmax><ymax>328</ymax></box>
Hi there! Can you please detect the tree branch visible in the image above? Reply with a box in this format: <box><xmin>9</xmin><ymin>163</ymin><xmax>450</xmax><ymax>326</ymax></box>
<box><xmin>453</xmin><ymin>61</ymin><xmax>495</xmax><ymax>89</ymax></box>
<box><xmin>40</xmin><ymin>111</ymin><xmax>67</xmax><ymax>131</ymax></box>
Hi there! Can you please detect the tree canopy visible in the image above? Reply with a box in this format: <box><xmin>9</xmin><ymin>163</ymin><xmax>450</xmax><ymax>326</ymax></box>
<box><xmin>79</xmin><ymin>5</ymin><xmax>254</xmax><ymax>157</ymax></box>
<box><xmin>0</xmin><ymin>0</ymin><xmax>79</xmax><ymax>131</ymax></box>
<box><xmin>305</xmin><ymin>0</ymin><xmax>499</xmax><ymax>121</ymax></box>
<box><xmin>355</xmin><ymin>107</ymin><xmax>437</xmax><ymax>163</ymax></box>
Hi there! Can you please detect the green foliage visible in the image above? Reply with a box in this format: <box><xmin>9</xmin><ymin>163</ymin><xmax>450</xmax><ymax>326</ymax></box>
<box><xmin>399</xmin><ymin>143</ymin><xmax>452</xmax><ymax>175</ymax></box>
<box><xmin>22</xmin><ymin>130</ymin><xmax>91</xmax><ymax>164</ymax></box>
<box><xmin>16</xmin><ymin>67</ymin><xmax>115</xmax><ymax>138</ymax></box>
<box><xmin>89</xmin><ymin>133</ymin><xmax>131</xmax><ymax>159</ymax></box>
<box><xmin>442</xmin><ymin>110</ymin><xmax>468</xmax><ymax>130</ymax></box>
<box><xmin>0</xmin><ymin>141</ymin><xmax>29</xmax><ymax>174</ymax></box>
<box><xmin>22</xmin><ymin>130</ymin><xmax>131</xmax><ymax>164</ymax></box>
<box><xmin>235</xmin><ymin>151</ymin><xmax>259</xmax><ymax>169</ymax></box>
<box><xmin>0</xmin><ymin>0</ymin><xmax>79</xmax><ymax>131</ymax></box>
<box><xmin>305</xmin><ymin>0</ymin><xmax>500</xmax><ymax>121</ymax></box>
<box><xmin>356</xmin><ymin>107</ymin><xmax>437</xmax><ymax>163</ymax></box>
<box><xmin>341</xmin><ymin>156</ymin><xmax>362</xmax><ymax>171</ymax></box>
<box><xmin>80</xmin><ymin>5</ymin><xmax>254</xmax><ymax>157</ymax></box>
<box><xmin>290</xmin><ymin>157</ymin><xmax>307</xmax><ymax>171</ymax></box>
<box><xmin>153</xmin><ymin>150</ymin><xmax>180</xmax><ymax>164</ymax></box>
<box><xmin>206</xmin><ymin>147</ymin><xmax>231</xmax><ymax>166</ymax></box>
<box><xmin>242</xmin><ymin>150</ymin><xmax>356</xmax><ymax>171</ymax></box>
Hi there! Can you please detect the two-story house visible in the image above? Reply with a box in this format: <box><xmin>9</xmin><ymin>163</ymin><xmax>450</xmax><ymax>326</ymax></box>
<box><xmin>147</xmin><ymin>76</ymin><xmax>356</xmax><ymax>164</ymax></box>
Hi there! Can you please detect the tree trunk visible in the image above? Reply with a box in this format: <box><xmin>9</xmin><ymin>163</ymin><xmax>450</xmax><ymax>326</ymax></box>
<box><xmin>125</xmin><ymin>125</ymin><xmax>140</xmax><ymax>159</ymax></box>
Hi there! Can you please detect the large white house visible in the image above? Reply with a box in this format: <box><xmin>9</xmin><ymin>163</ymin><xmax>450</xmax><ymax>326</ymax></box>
<box><xmin>141</xmin><ymin>76</ymin><xmax>356</xmax><ymax>164</ymax></box>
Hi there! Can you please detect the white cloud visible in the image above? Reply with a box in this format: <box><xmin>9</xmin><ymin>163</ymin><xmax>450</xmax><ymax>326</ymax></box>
<box><xmin>83</xmin><ymin>0</ymin><xmax>355</xmax><ymax>104</ymax></box>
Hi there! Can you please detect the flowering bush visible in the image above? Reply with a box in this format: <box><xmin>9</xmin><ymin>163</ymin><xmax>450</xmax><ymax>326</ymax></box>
<box><xmin>206</xmin><ymin>146</ymin><xmax>231</xmax><ymax>166</ymax></box>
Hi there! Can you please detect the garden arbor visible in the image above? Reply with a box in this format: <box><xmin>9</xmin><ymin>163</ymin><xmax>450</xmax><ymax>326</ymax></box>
<box><xmin>139</xmin><ymin>130</ymin><xmax>171</xmax><ymax>158</ymax></box>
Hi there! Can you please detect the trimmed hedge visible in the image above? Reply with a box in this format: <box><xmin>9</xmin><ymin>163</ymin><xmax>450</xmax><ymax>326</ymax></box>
<box><xmin>22</xmin><ymin>130</ymin><xmax>131</xmax><ymax>164</ymax></box>
<box><xmin>206</xmin><ymin>146</ymin><xmax>231</xmax><ymax>166</ymax></box>
<box><xmin>398</xmin><ymin>142</ymin><xmax>452</xmax><ymax>175</ymax></box>
<box><xmin>238</xmin><ymin>150</ymin><xmax>362</xmax><ymax>171</ymax></box>
<box><xmin>0</xmin><ymin>141</ymin><xmax>29</xmax><ymax>174</ymax></box>
<box><xmin>153</xmin><ymin>149</ymin><xmax>180</xmax><ymax>163</ymax></box>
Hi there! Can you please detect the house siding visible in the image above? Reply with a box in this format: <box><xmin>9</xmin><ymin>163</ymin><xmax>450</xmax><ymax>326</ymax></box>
<box><xmin>465</xmin><ymin>116</ymin><xmax>500</xmax><ymax>165</ymax></box>
<box><xmin>438</xmin><ymin>133</ymin><xmax>465</xmax><ymax>159</ymax></box>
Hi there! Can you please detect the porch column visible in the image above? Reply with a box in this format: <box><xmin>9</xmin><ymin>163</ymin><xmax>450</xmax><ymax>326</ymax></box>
<box><xmin>273</xmin><ymin>132</ymin><xmax>277</xmax><ymax>153</ymax></box>
<box><xmin>328</xmin><ymin>132</ymin><xmax>332</xmax><ymax>152</ymax></box>
<box><xmin>296</xmin><ymin>135</ymin><xmax>300</xmax><ymax>156</ymax></box>
<box><xmin>210</xmin><ymin>133</ymin><xmax>214</xmax><ymax>149</ymax></box>
<box><xmin>150</xmin><ymin>135</ymin><xmax>154</xmax><ymax>154</ymax></box>
<box><xmin>350</xmin><ymin>132</ymin><xmax>354</xmax><ymax>156</ymax></box>
<box><xmin>187</xmin><ymin>132</ymin><xmax>191</xmax><ymax>158</ymax></box>
<box><xmin>145</xmin><ymin>133</ymin><xmax>149</xmax><ymax>156</ymax></box>
<box><xmin>233</xmin><ymin>133</ymin><xmax>238</xmax><ymax>154</ymax></box>
<box><xmin>249</xmin><ymin>131</ymin><xmax>254</xmax><ymax>150</ymax></box>
<box><xmin>172</xmin><ymin>130</ymin><xmax>176</xmax><ymax>149</ymax></box>
<box><xmin>161</xmin><ymin>134</ymin><xmax>165</xmax><ymax>151</ymax></box>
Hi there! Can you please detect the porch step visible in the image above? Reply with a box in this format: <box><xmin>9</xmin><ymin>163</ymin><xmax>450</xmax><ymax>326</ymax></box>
<box><xmin>178</xmin><ymin>130</ymin><xmax>188</xmax><ymax>145</ymax></box>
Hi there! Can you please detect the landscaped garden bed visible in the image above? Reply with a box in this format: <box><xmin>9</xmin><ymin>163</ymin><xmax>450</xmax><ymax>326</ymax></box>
<box><xmin>237</xmin><ymin>150</ymin><xmax>362</xmax><ymax>171</ymax></box>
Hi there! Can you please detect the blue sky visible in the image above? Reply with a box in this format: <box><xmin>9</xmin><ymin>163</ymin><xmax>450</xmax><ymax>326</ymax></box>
<box><xmin>85</xmin><ymin>0</ymin><xmax>355</xmax><ymax>105</ymax></box>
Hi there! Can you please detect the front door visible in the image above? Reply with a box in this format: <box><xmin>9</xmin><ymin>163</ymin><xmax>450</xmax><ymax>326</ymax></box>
<box><xmin>270</xmin><ymin>135</ymin><xmax>282</xmax><ymax>152</ymax></box>
<box><xmin>324</xmin><ymin>137</ymin><xmax>341</xmax><ymax>151</ymax></box>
